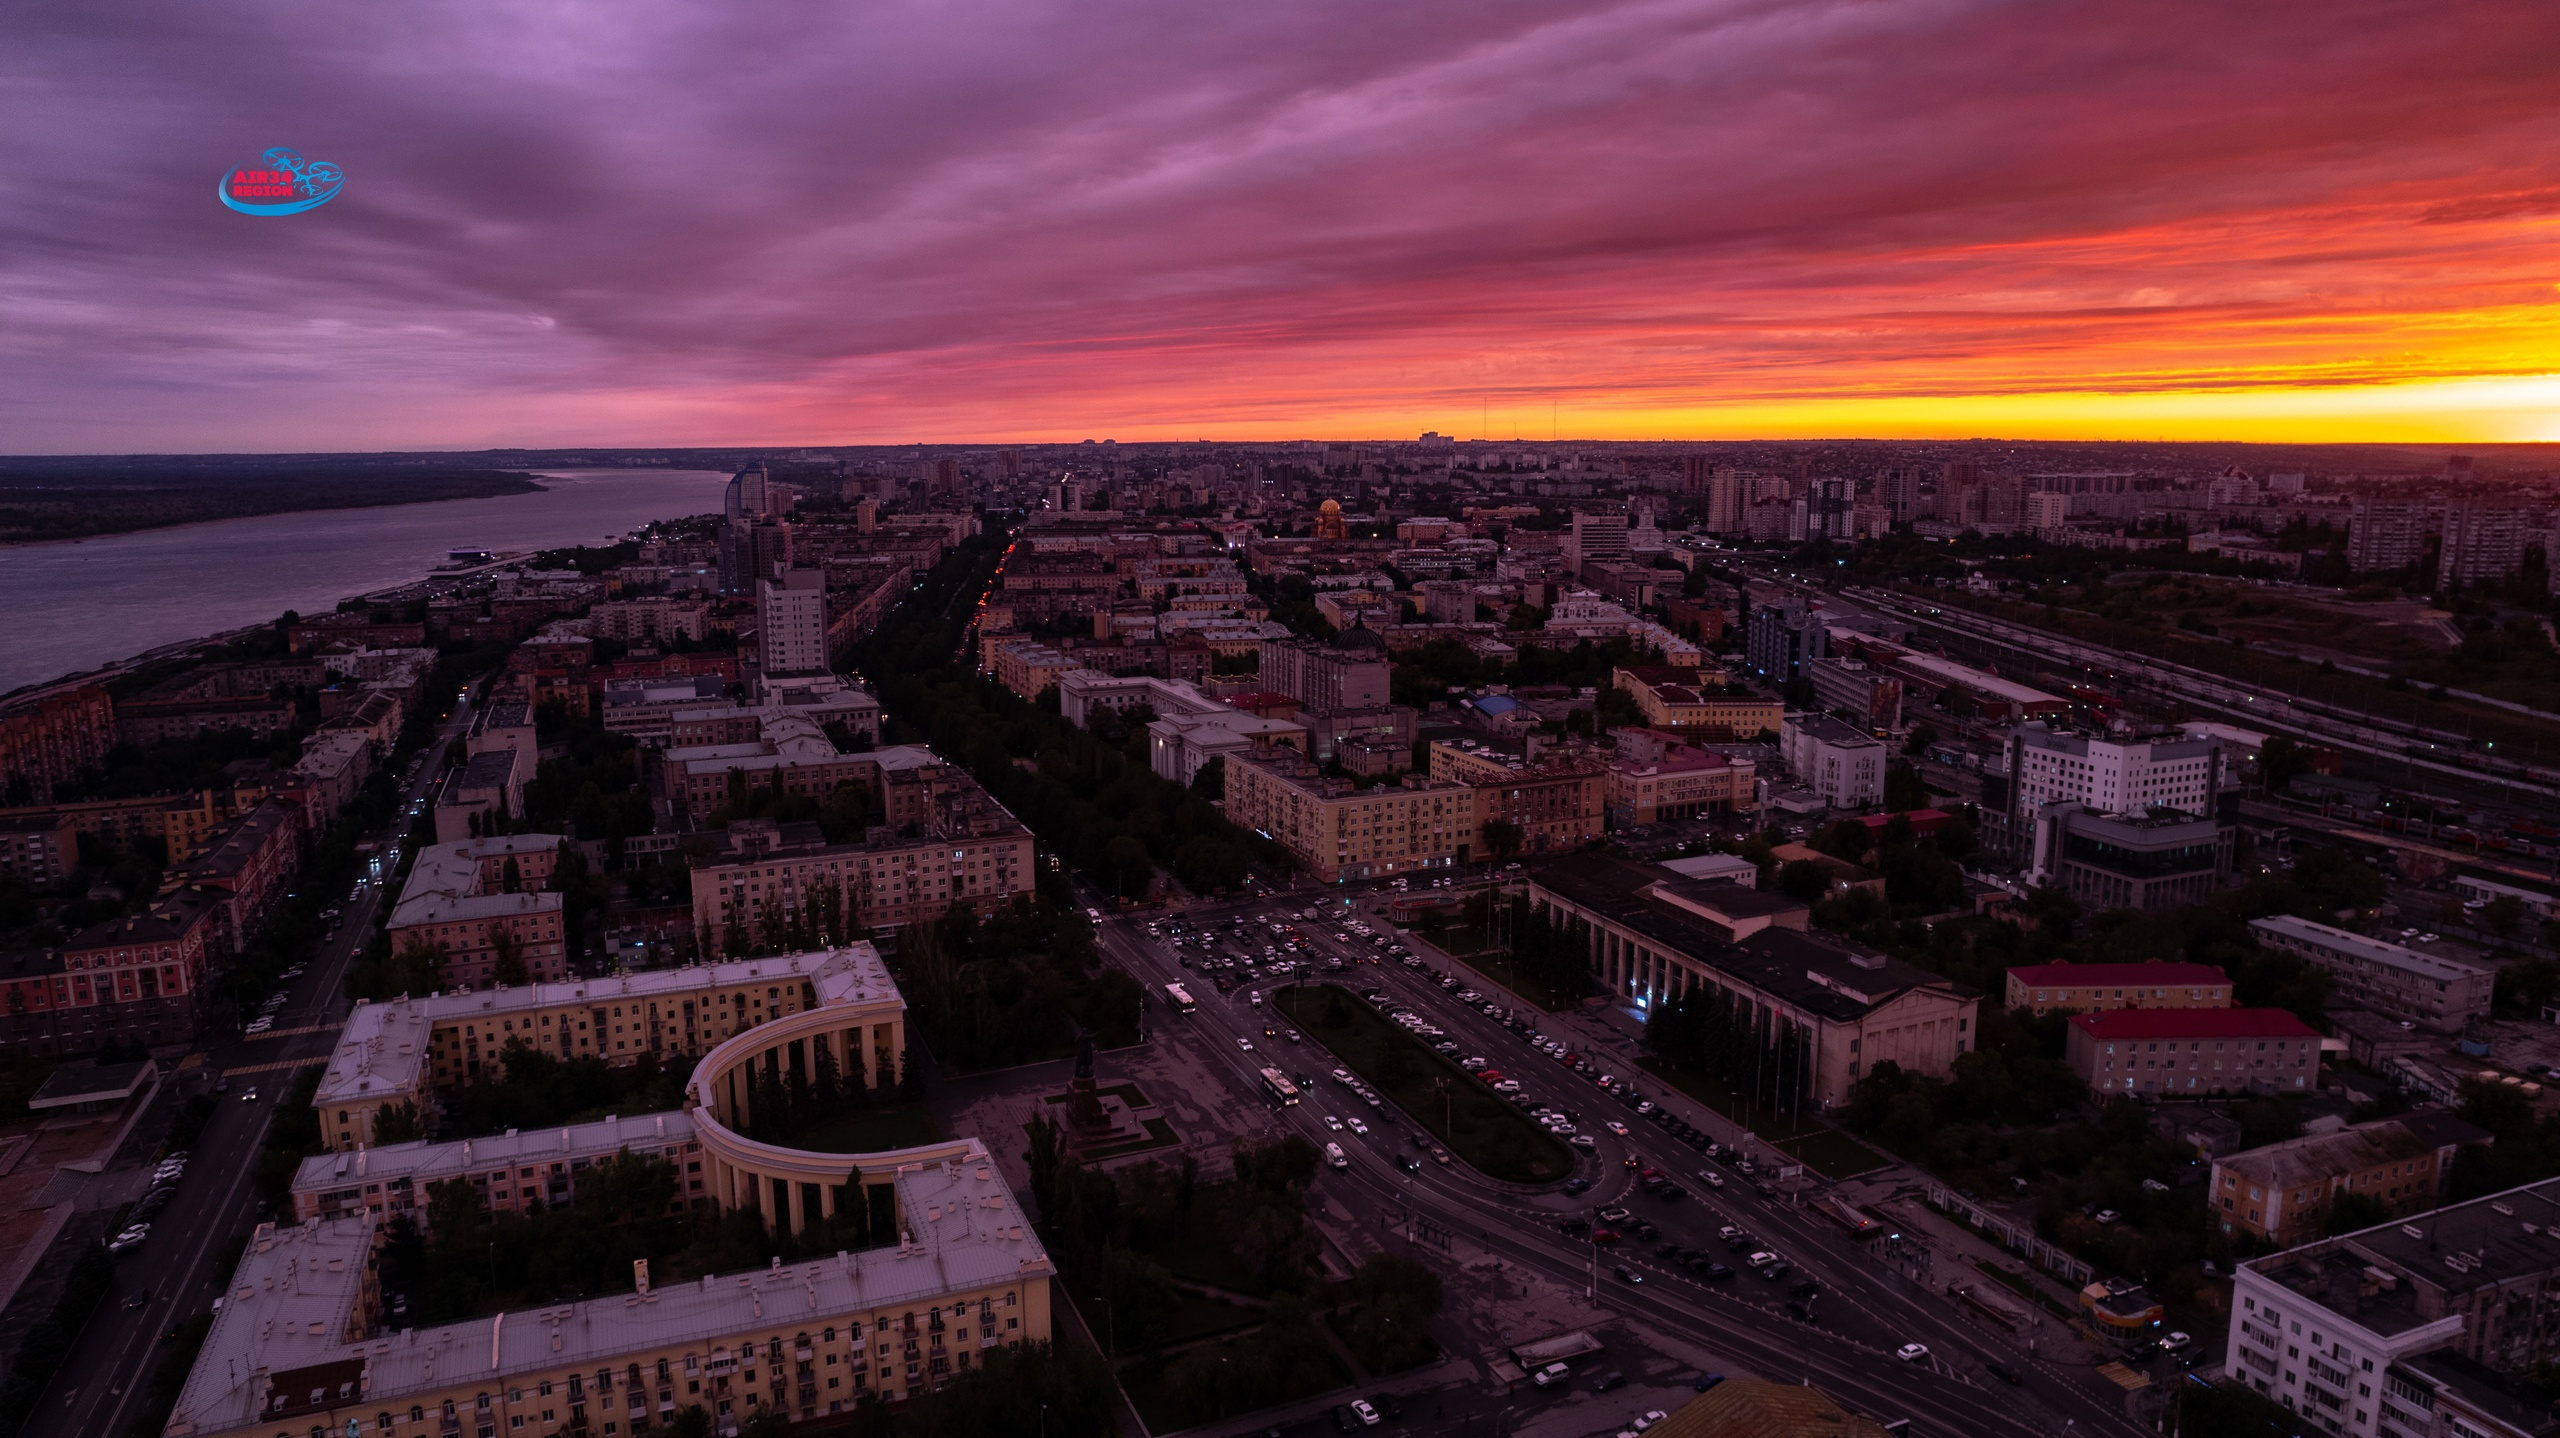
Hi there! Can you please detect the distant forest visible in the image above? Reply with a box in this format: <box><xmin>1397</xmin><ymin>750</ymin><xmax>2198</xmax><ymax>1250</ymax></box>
<box><xmin>0</xmin><ymin>462</ymin><xmax>545</xmax><ymax>543</ymax></box>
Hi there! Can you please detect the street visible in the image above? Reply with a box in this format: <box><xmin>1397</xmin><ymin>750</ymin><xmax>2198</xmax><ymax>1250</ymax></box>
<box><xmin>1086</xmin><ymin>889</ymin><xmax>2153</xmax><ymax>1438</ymax></box>
<box><xmin>27</xmin><ymin>688</ymin><xmax>479</xmax><ymax>1438</ymax></box>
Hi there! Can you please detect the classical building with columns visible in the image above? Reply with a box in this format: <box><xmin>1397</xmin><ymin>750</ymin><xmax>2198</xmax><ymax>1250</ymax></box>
<box><xmin>222</xmin><ymin>944</ymin><xmax>1057</xmax><ymax>1436</ymax></box>
<box><xmin>1529</xmin><ymin>852</ymin><xmax>1980</xmax><ymax>1108</ymax></box>
<box><xmin>313</xmin><ymin>948</ymin><xmax>904</xmax><ymax>1153</ymax></box>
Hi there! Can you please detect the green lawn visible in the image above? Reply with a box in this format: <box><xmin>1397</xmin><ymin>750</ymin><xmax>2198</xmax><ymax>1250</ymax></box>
<box><xmin>1275</xmin><ymin>984</ymin><xmax>1573</xmax><ymax>1185</ymax></box>
<box><xmin>780</xmin><ymin>1103</ymin><xmax>944</xmax><ymax>1154</ymax></box>
<box><xmin>1773</xmin><ymin>1129</ymin><xmax>1891</xmax><ymax>1179</ymax></box>
<box><xmin>1636</xmin><ymin>1057</ymin><xmax>1829</xmax><ymax>1142</ymax></box>
<box><xmin>1116</xmin><ymin>1338</ymin><xmax>1351</xmax><ymax>1432</ymax></box>
<box><xmin>1396</xmin><ymin>928</ymin><xmax>1578</xmax><ymax>1011</ymax></box>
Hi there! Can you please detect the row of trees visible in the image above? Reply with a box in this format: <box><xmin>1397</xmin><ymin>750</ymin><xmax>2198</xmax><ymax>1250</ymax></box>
<box><xmin>1494</xmin><ymin>895</ymin><xmax>1601</xmax><ymax>1004</ymax></box>
<box><xmin>898</xmin><ymin>898</ymin><xmax>1143</xmax><ymax>1069</ymax></box>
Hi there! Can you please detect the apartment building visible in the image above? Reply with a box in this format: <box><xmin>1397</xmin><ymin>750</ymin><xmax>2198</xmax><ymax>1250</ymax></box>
<box><xmin>386</xmin><ymin>835</ymin><xmax>570</xmax><ymax>990</ymax></box>
<box><xmin>1780</xmin><ymin>714</ymin><xmax>1885</xmax><ymax>810</ymax></box>
<box><xmin>689</xmin><ymin>785</ymin><xmax>1035</xmax><ymax>940</ymax></box>
<box><xmin>2003</xmin><ymin>960</ymin><xmax>2231</xmax><ymax>1016</ymax></box>
<box><xmin>313</xmin><ymin>946</ymin><xmax>903</xmax><ymax>1149</ymax></box>
<box><xmin>293</xmin><ymin>1110</ymin><xmax>710</xmax><ymax>1225</ymax></box>
<box><xmin>2065</xmin><ymin>1008</ymin><xmax>2322</xmax><ymax>1097</ymax></box>
<box><xmin>758</xmin><ymin>568</ymin><xmax>831</xmax><ymax>677</ymax></box>
<box><xmin>1605</xmin><ymin>729</ymin><xmax>1754</xmax><ymax>826</ymax></box>
<box><xmin>2227</xmin><ymin>1177</ymin><xmax>2560</xmax><ymax>1436</ymax></box>
<box><xmin>2249</xmin><ymin>916</ymin><xmax>2497</xmax><ymax>1034</ymax></box>
<box><xmin>0</xmin><ymin>886</ymin><xmax>222</xmax><ymax>1055</ymax></box>
<box><xmin>589</xmin><ymin>596</ymin><xmax>712</xmax><ymax>644</ymax></box>
<box><xmin>987</xmin><ymin>638</ymin><xmax>1084</xmax><ymax>700</ymax></box>
<box><xmin>1530</xmin><ymin>853</ymin><xmax>1979</xmax><ymax>1106</ymax></box>
<box><xmin>1612</xmin><ymin>666</ymin><xmax>1782</xmax><ymax>740</ymax></box>
<box><xmin>1426</xmin><ymin>740</ymin><xmax>1606</xmax><ymax>856</ymax></box>
<box><xmin>0</xmin><ymin>812</ymin><xmax>76</xmax><ymax>887</ymax></box>
<box><xmin>0</xmin><ymin>684</ymin><xmax>116</xmax><ymax>805</ymax></box>
<box><xmin>661</xmin><ymin>714</ymin><xmax>873</xmax><ymax>825</ymax></box>
<box><xmin>2209</xmin><ymin>1112</ymin><xmax>2484</xmax><ymax>1246</ymax></box>
<box><xmin>173</xmin><ymin>1155</ymin><xmax>1052</xmax><ymax>1438</ymax></box>
<box><xmin>1222</xmin><ymin>751</ymin><xmax>1469</xmax><ymax>882</ymax></box>
<box><xmin>1991</xmin><ymin>722</ymin><xmax>2226</xmax><ymax>872</ymax></box>
<box><xmin>1804</xmin><ymin>657</ymin><xmax>1902</xmax><ymax>734</ymax></box>
<box><xmin>1259</xmin><ymin>635</ymin><xmax>1392</xmax><ymax>714</ymax></box>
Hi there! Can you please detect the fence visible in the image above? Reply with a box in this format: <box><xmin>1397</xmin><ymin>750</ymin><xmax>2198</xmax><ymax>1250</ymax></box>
<box><xmin>1923</xmin><ymin>1183</ymin><xmax>2093</xmax><ymax>1286</ymax></box>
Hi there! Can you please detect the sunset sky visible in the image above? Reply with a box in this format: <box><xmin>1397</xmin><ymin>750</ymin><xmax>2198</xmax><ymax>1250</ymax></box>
<box><xmin>5</xmin><ymin>0</ymin><xmax>2560</xmax><ymax>452</ymax></box>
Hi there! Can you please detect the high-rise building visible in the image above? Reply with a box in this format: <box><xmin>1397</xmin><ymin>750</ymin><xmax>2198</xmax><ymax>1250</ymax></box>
<box><xmin>2348</xmin><ymin>500</ymin><xmax>2431</xmax><ymax>574</ymax></box>
<box><xmin>1744</xmin><ymin>602</ymin><xmax>1826</xmax><ymax>686</ymax></box>
<box><xmin>723</xmin><ymin>463</ymin><xmax>773</xmax><ymax>522</ymax></box>
<box><xmin>1880</xmin><ymin>466</ymin><xmax>1921</xmax><ymax>526</ymax></box>
<box><xmin>1802</xmin><ymin>477</ymin><xmax>1854</xmax><ymax>540</ymax></box>
<box><xmin>1258</xmin><ymin>635</ymin><xmax>1391</xmax><ymax>715</ymax></box>
<box><xmin>1703</xmin><ymin>467</ymin><xmax>1743</xmax><ymax>534</ymax></box>
<box><xmin>758</xmin><ymin>568</ymin><xmax>830</xmax><ymax>677</ymax></box>
<box><xmin>2438</xmin><ymin>497</ymin><xmax>2528</xmax><ymax>590</ymax></box>
<box><xmin>1566</xmin><ymin>508</ymin><xmax>1629</xmax><ymax>575</ymax></box>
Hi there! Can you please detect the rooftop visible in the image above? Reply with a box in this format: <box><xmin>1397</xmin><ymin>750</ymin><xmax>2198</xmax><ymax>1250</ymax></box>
<box><xmin>173</xmin><ymin>1142</ymin><xmax>1051</xmax><ymax>1436</ymax></box>
<box><xmin>293</xmin><ymin>1110</ymin><xmax>700</xmax><ymax>1200</ymax></box>
<box><xmin>2008</xmin><ymin>960</ymin><xmax>2230</xmax><ymax>989</ymax></box>
<box><xmin>2251</xmin><ymin>915</ymin><xmax>2496</xmax><ymax>984</ymax></box>
<box><xmin>314</xmin><ymin>946</ymin><xmax>897</xmax><ymax>1107</ymax></box>
<box><xmin>1532</xmin><ymin>853</ymin><xmax>1963</xmax><ymax>1022</ymax></box>
<box><xmin>386</xmin><ymin>835</ymin><xmax>569</xmax><ymax>932</ymax></box>
<box><xmin>2216</xmin><ymin>1114</ymin><xmax>2486</xmax><ymax>1194</ymax></box>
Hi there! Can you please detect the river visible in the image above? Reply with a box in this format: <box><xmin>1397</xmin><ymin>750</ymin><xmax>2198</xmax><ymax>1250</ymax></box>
<box><xmin>0</xmin><ymin>468</ymin><xmax>730</xmax><ymax>697</ymax></box>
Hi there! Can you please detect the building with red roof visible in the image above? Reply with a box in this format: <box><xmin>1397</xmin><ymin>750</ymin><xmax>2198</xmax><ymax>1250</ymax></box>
<box><xmin>2065</xmin><ymin>1007</ymin><xmax>2322</xmax><ymax>1097</ymax></box>
<box><xmin>2004</xmin><ymin>960</ymin><xmax>2232</xmax><ymax>1016</ymax></box>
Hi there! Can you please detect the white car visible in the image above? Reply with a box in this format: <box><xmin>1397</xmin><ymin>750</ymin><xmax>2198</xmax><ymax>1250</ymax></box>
<box><xmin>1350</xmin><ymin>1400</ymin><xmax>1381</xmax><ymax>1426</ymax></box>
<box><xmin>1895</xmin><ymin>1343</ymin><xmax>1930</xmax><ymax>1363</ymax></box>
<box><xmin>1236</xmin><ymin>1038</ymin><xmax>1254</xmax><ymax>1052</ymax></box>
<box><xmin>1323</xmin><ymin>1115</ymin><xmax>1343</xmax><ymax>1131</ymax></box>
<box><xmin>1605</xmin><ymin>1121</ymin><xmax>1629</xmax><ymax>1136</ymax></box>
<box><xmin>1348</xmin><ymin>1118</ymin><xmax>1369</xmax><ymax>1135</ymax></box>
<box><xmin>1569</xmin><ymin>1135</ymin><xmax>1596</xmax><ymax>1148</ymax></box>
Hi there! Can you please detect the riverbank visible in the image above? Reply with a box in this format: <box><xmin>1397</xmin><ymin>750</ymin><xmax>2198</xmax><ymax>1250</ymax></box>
<box><xmin>0</xmin><ymin>468</ymin><xmax>546</xmax><ymax>545</ymax></box>
<box><xmin>0</xmin><ymin>468</ymin><xmax>727</xmax><ymax>697</ymax></box>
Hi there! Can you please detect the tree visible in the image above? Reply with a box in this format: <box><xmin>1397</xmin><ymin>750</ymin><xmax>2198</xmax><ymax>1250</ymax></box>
<box><xmin>372</xmin><ymin>1101</ymin><xmax>425</xmax><ymax>1145</ymax></box>
<box><xmin>1480</xmin><ymin>819</ymin><xmax>1525</xmax><ymax>862</ymax></box>
<box><xmin>1776</xmin><ymin>859</ymin><xmax>1829</xmax><ymax>903</ymax></box>
<box><xmin>2483</xmin><ymin>895</ymin><xmax>2529</xmax><ymax>941</ymax></box>
<box><xmin>2324</xmin><ymin>1191</ymin><xmax>2393</xmax><ymax>1236</ymax></box>
<box><xmin>500</xmin><ymin>856</ymin><xmax>523</xmax><ymax>893</ymax></box>
<box><xmin>490</xmin><ymin>926</ymin><xmax>530</xmax><ymax>987</ymax></box>
<box><xmin>1882</xmin><ymin>759</ymin><xmax>1929</xmax><ymax>812</ymax></box>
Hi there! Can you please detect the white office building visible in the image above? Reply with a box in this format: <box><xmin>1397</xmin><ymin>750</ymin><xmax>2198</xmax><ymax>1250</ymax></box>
<box><xmin>757</xmin><ymin>569</ymin><xmax>829</xmax><ymax>677</ymax></box>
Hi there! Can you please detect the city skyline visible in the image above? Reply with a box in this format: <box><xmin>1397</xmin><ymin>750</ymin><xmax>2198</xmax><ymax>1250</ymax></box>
<box><xmin>6</xmin><ymin>1</ymin><xmax>2560</xmax><ymax>452</ymax></box>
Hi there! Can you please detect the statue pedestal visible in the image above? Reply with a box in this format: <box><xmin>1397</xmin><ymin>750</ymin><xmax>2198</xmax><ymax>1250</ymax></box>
<box><xmin>1047</xmin><ymin>1077</ymin><xmax>1154</xmax><ymax>1158</ymax></box>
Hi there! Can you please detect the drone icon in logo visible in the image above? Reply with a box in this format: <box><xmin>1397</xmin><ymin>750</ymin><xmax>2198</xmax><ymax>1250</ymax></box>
<box><xmin>219</xmin><ymin>147</ymin><xmax>344</xmax><ymax>215</ymax></box>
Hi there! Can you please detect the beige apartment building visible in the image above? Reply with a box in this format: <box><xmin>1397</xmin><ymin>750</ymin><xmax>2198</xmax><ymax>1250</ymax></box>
<box><xmin>2208</xmin><ymin>1112</ymin><xmax>2482</xmax><ymax>1246</ymax></box>
<box><xmin>1604</xmin><ymin>729</ymin><xmax>1755</xmax><ymax>826</ymax></box>
<box><xmin>1223</xmin><ymin>751</ymin><xmax>1471</xmax><ymax>882</ymax></box>
<box><xmin>2002</xmin><ymin>961</ymin><xmax>2232</xmax><ymax>1016</ymax></box>
<box><xmin>1612</xmin><ymin>666</ymin><xmax>1782</xmax><ymax>739</ymax></box>
<box><xmin>312</xmin><ymin>947</ymin><xmax>904</xmax><ymax>1152</ymax></box>
<box><xmin>172</xmin><ymin>1152</ymin><xmax>1052</xmax><ymax>1438</ymax></box>
<box><xmin>1425</xmin><ymin>740</ymin><xmax>1605</xmax><ymax>856</ymax></box>
<box><xmin>385</xmin><ymin>835</ymin><xmax>570</xmax><ymax>990</ymax></box>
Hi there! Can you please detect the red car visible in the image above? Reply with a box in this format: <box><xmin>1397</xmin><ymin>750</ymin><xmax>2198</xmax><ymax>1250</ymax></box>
<box><xmin>1591</xmin><ymin>1228</ymin><xmax>1622</xmax><ymax>1246</ymax></box>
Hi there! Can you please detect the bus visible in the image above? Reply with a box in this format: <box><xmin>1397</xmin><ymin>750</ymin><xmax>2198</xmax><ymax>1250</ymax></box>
<box><xmin>1164</xmin><ymin>983</ymin><xmax>1197</xmax><ymax>1015</ymax></box>
<box><xmin>1258</xmin><ymin>1068</ymin><xmax>1301</xmax><ymax>1106</ymax></box>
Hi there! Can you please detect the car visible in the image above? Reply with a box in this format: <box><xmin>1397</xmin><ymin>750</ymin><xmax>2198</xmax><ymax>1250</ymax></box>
<box><xmin>1324</xmin><ymin>1115</ymin><xmax>1343</xmax><ymax>1131</ymax></box>
<box><xmin>2093</xmin><ymin>1209</ymin><xmax>2121</xmax><ymax>1224</ymax></box>
<box><xmin>1329</xmin><ymin>1404</ymin><xmax>1358</xmax><ymax>1433</ymax></box>
<box><xmin>1696</xmin><ymin>1262</ymin><xmax>1734</xmax><ymax>1281</ymax></box>
<box><xmin>1349</xmin><ymin>1399</ymin><xmax>1381</xmax><ymax>1426</ymax></box>
<box><xmin>1531</xmin><ymin>1362</ymin><xmax>1570</xmax><ymax>1388</ymax></box>
<box><xmin>1987</xmin><ymin>1361</ymin><xmax>2023</xmax><ymax>1385</ymax></box>
<box><xmin>1394</xmin><ymin>1155</ymin><xmax>1420</xmax><ymax>1173</ymax></box>
<box><xmin>1236</xmin><ymin>1038</ymin><xmax>1254</xmax><ymax>1051</ymax></box>
<box><xmin>1896</xmin><ymin>1344</ymin><xmax>1930</xmax><ymax>1363</ymax></box>
<box><xmin>1347</xmin><ymin>1118</ymin><xmax>1368</xmax><ymax>1135</ymax></box>
<box><xmin>1692</xmin><ymin>1372</ymin><xmax>1726</xmax><ymax>1392</ymax></box>
<box><xmin>1592</xmin><ymin>1371</ymin><xmax>1627</xmax><ymax>1393</ymax></box>
<box><xmin>241</xmin><ymin>1086</ymin><xmax>260</xmax><ymax>1103</ymax></box>
<box><xmin>1563</xmin><ymin>1177</ymin><xmax>1591</xmax><ymax>1195</ymax></box>
<box><xmin>2161</xmin><ymin>1331</ymin><xmax>2192</xmax><ymax>1351</ymax></box>
<box><xmin>1612</xmin><ymin>1264</ymin><xmax>1643</xmax><ymax>1284</ymax></box>
<box><xmin>123</xmin><ymin>1288</ymin><xmax>150</xmax><ymax>1310</ymax></box>
<box><xmin>1431</xmin><ymin>1148</ymin><xmax>1451</xmax><ymax>1166</ymax></box>
<box><xmin>1370</xmin><ymin>1394</ymin><xmax>1403</xmax><ymax>1421</ymax></box>
<box><xmin>1569</xmin><ymin>1134</ymin><xmax>1596</xmax><ymax>1148</ymax></box>
<box><xmin>1590</xmin><ymin>1228</ymin><xmax>1620</xmax><ymax>1245</ymax></box>
<box><xmin>109</xmin><ymin>1226</ymin><xmax>150</xmax><ymax>1256</ymax></box>
<box><xmin>1633</xmin><ymin>1411</ymin><xmax>1668</xmax><ymax>1431</ymax></box>
<box><xmin>1697</xmin><ymin>1170</ymin><xmax>1724</xmax><ymax>1189</ymax></box>
<box><xmin>1605</xmin><ymin>1120</ymin><xmax>1629</xmax><ymax>1136</ymax></box>
<box><xmin>1598</xmin><ymin>1206</ymin><xmax>1632</xmax><ymax>1222</ymax></box>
